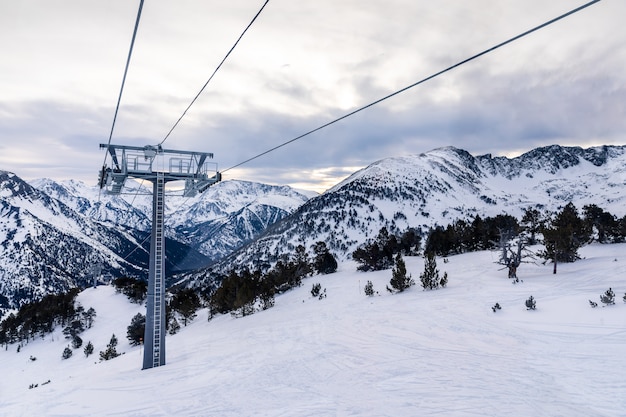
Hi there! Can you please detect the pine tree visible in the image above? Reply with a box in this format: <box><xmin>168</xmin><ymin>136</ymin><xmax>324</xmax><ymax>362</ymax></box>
<box><xmin>521</xmin><ymin>208</ymin><xmax>542</xmax><ymax>245</ymax></box>
<box><xmin>258</xmin><ymin>290</ymin><xmax>275</xmax><ymax>311</ymax></box>
<box><xmin>353</xmin><ymin>227</ymin><xmax>396</xmax><ymax>271</ymax></box>
<box><xmin>293</xmin><ymin>245</ymin><xmax>313</xmax><ymax>278</ymax></box>
<box><xmin>126</xmin><ymin>313</ymin><xmax>145</xmax><ymax>346</ymax></box>
<box><xmin>389</xmin><ymin>253</ymin><xmax>414</xmax><ymax>292</ymax></box>
<box><xmin>84</xmin><ymin>341</ymin><xmax>94</xmax><ymax>357</ymax></box>
<box><xmin>62</xmin><ymin>319</ymin><xmax>84</xmax><ymax>340</ymax></box>
<box><xmin>583</xmin><ymin>204</ymin><xmax>619</xmax><ymax>243</ymax></box>
<box><xmin>364</xmin><ymin>280</ymin><xmax>375</xmax><ymax>296</ymax></box>
<box><xmin>83</xmin><ymin>307</ymin><xmax>97</xmax><ymax>329</ymax></box>
<box><xmin>312</xmin><ymin>241</ymin><xmax>338</xmax><ymax>274</ymax></box>
<box><xmin>113</xmin><ymin>277</ymin><xmax>147</xmax><ymax>304</ymax></box>
<box><xmin>99</xmin><ymin>334</ymin><xmax>120</xmax><ymax>361</ymax></box>
<box><xmin>170</xmin><ymin>289</ymin><xmax>201</xmax><ymax>326</ymax></box>
<box><xmin>541</xmin><ymin>203</ymin><xmax>591</xmax><ymax>266</ymax></box>
<box><xmin>232</xmin><ymin>278</ymin><xmax>256</xmax><ymax>317</ymax></box>
<box><xmin>420</xmin><ymin>252</ymin><xmax>440</xmax><ymax>290</ymax></box>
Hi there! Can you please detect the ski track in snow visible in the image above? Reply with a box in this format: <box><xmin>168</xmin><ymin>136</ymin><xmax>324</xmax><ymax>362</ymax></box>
<box><xmin>2</xmin><ymin>244</ymin><xmax>626</xmax><ymax>416</ymax></box>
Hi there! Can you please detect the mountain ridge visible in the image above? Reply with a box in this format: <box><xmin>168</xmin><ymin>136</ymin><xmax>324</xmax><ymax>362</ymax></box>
<box><xmin>182</xmin><ymin>144</ymin><xmax>626</xmax><ymax>288</ymax></box>
<box><xmin>2</xmin><ymin>144</ymin><xmax>625</xmax><ymax>307</ymax></box>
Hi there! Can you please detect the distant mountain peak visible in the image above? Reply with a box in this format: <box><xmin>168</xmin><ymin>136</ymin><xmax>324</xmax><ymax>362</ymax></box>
<box><xmin>187</xmin><ymin>144</ymin><xmax>626</xmax><ymax>286</ymax></box>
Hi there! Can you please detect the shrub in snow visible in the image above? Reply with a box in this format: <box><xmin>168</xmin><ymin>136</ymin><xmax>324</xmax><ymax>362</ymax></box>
<box><xmin>62</xmin><ymin>346</ymin><xmax>73</xmax><ymax>360</ymax></box>
<box><xmin>364</xmin><ymin>280</ymin><xmax>375</xmax><ymax>296</ymax></box>
<box><xmin>259</xmin><ymin>291</ymin><xmax>275</xmax><ymax>310</ymax></box>
<box><xmin>311</xmin><ymin>283</ymin><xmax>322</xmax><ymax>298</ymax></box>
<box><xmin>71</xmin><ymin>334</ymin><xmax>83</xmax><ymax>349</ymax></box>
<box><xmin>525</xmin><ymin>296</ymin><xmax>536</xmax><ymax>310</ymax></box>
<box><xmin>589</xmin><ymin>300</ymin><xmax>598</xmax><ymax>308</ymax></box>
<box><xmin>599</xmin><ymin>288</ymin><xmax>615</xmax><ymax>306</ymax></box>
<box><xmin>440</xmin><ymin>272</ymin><xmax>448</xmax><ymax>288</ymax></box>
<box><xmin>492</xmin><ymin>303</ymin><xmax>502</xmax><ymax>312</ymax></box>
<box><xmin>168</xmin><ymin>317</ymin><xmax>181</xmax><ymax>335</ymax></box>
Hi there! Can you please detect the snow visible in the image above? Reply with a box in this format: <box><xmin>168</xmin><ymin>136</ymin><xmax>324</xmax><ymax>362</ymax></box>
<box><xmin>2</xmin><ymin>243</ymin><xmax>626</xmax><ymax>416</ymax></box>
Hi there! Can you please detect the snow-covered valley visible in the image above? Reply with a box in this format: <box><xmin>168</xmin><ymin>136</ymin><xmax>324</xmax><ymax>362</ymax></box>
<box><xmin>2</xmin><ymin>243</ymin><xmax>625</xmax><ymax>416</ymax></box>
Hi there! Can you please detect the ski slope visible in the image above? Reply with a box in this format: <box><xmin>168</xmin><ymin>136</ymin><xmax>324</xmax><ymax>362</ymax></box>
<box><xmin>2</xmin><ymin>244</ymin><xmax>625</xmax><ymax>416</ymax></box>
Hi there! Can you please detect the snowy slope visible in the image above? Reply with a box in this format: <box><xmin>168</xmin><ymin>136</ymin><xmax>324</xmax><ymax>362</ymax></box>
<box><xmin>2</xmin><ymin>243</ymin><xmax>625</xmax><ymax>416</ymax></box>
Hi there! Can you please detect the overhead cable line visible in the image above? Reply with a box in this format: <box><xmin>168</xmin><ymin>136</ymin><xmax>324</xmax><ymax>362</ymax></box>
<box><xmin>155</xmin><ymin>0</ymin><xmax>270</xmax><ymax>228</ymax></box>
<box><xmin>101</xmin><ymin>0</ymin><xmax>144</xmax><ymax>167</ymax></box>
<box><xmin>158</xmin><ymin>0</ymin><xmax>270</xmax><ymax>146</ymax></box>
<box><xmin>221</xmin><ymin>0</ymin><xmax>601</xmax><ymax>174</ymax></box>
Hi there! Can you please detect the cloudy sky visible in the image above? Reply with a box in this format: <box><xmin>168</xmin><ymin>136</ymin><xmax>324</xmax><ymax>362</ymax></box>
<box><xmin>1</xmin><ymin>0</ymin><xmax>624</xmax><ymax>193</ymax></box>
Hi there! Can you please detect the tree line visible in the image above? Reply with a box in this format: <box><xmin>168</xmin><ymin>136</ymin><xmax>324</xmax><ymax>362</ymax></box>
<box><xmin>0</xmin><ymin>289</ymin><xmax>96</xmax><ymax>349</ymax></box>
<box><xmin>352</xmin><ymin>203</ymin><xmax>626</xmax><ymax>274</ymax></box>
<box><xmin>208</xmin><ymin>241</ymin><xmax>337</xmax><ymax>317</ymax></box>
<box><xmin>2</xmin><ymin>202</ymin><xmax>623</xmax><ymax>350</ymax></box>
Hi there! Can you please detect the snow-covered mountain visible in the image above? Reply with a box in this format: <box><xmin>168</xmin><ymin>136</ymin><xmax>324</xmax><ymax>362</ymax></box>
<box><xmin>31</xmin><ymin>178</ymin><xmax>315</xmax><ymax>262</ymax></box>
<box><xmin>0</xmin><ymin>171</ymin><xmax>150</xmax><ymax>308</ymax></box>
<box><xmin>167</xmin><ymin>180</ymin><xmax>316</xmax><ymax>261</ymax></box>
<box><xmin>30</xmin><ymin>178</ymin><xmax>153</xmax><ymax>232</ymax></box>
<box><xmin>3</xmin><ymin>144</ymin><xmax>625</xmax><ymax>307</ymax></box>
<box><xmin>191</xmin><ymin>145</ymin><xmax>626</xmax><ymax>282</ymax></box>
<box><xmin>0</xmin><ymin>174</ymin><xmax>314</xmax><ymax>308</ymax></box>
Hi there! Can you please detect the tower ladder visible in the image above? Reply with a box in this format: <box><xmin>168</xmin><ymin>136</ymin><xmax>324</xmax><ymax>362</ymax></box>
<box><xmin>152</xmin><ymin>171</ymin><xmax>165</xmax><ymax>367</ymax></box>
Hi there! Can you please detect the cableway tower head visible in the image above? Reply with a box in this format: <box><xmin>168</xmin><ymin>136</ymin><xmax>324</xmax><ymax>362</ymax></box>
<box><xmin>99</xmin><ymin>143</ymin><xmax>221</xmax><ymax>197</ymax></box>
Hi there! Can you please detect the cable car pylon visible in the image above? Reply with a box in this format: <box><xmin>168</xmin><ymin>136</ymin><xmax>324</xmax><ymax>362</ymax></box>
<box><xmin>99</xmin><ymin>143</ymin><xmax>221</xmax><ymax>369</ymax></box>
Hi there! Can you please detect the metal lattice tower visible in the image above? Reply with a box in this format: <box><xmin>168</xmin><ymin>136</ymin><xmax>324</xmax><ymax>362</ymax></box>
<box><xmin>98</xmin><ymin>144</ymin><xmax>221</xmax><ymax>369</ymax></box>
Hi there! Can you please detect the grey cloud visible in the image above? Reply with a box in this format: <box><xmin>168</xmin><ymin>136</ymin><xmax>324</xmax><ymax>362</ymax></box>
<box><xmin>1</xmin><ymin>0</ymin><xmax>624</xmax><ymax>191</ymax></box>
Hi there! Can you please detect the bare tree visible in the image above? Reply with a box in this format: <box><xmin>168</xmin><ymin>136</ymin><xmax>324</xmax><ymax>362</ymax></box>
<box><xmin>495</xmin><ymin>230</ymin><xmax>534</xmax><ymax>281</ymax></box>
